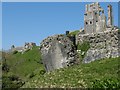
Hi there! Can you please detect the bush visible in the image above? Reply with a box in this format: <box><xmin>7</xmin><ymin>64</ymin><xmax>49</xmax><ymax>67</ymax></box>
<box><xmin>77</xmin><ymin>41</ymin><xmax>90</xmax><ymax>60</ymax></box>
<box><xmin>2</xmin><ymin>62</ymin><xmax>9</xmax><ymax>72</ymax></box>
<box><xmin>77</xmin><ymin>41</ymin><xmax>90</xmax><ymax>51</ymax></box>
<box><xmin>2</xmin><ymin>75</ymin><xmax>25</xmax><ymax>89</ymax></box>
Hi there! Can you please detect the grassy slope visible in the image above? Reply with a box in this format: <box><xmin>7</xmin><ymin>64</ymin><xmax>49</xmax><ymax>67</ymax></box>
<box><xmin>3</xmin><ymin>30</ymin><xmax>120</xmax><ymax>88</ymax></box>
<box><xmin>4</xmin><ymin>46</ymin><xmax>44</xmax><ymax>80</ymax></box>
<box><xmin>22</xmin><ymin>57</ymin><xmax>120</xmax><ymax>88</ymax></box>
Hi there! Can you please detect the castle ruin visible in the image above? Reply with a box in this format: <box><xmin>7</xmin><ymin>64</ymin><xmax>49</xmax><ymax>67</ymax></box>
<box><xmin>107</xmin><ymin>4</ymin><xmax>113</xmax><ymax>27</ymax></box>
<box><xmin>40</xmin><ymin>2</ymin><xmax>119</xmax><ymax>71</ymax></box>
<box><xmin>84</xmin><ymin>2</ymin><xmax>113</xmax><ymax>34</ymax></box>
<box><xmin>11</xmin><ymin>42</ymin><xmax>36</xmax><ymax>53</ymax></box>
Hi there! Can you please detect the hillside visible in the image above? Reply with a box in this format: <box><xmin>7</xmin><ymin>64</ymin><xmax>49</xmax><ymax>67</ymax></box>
<box><xmin>22</xmin><ymin>57</ymin><xmax>120</xmax><ymax>88</ymax></box>
<box><xmin>2</xmin><ymin>30</ymin><xmax>120</xmax><ymax>89</ymax></box>
<box><xmin>2</xmin><ymin>46</ymin><xmax>45</xmax><ymax>88</ymax></box>
<box><xmin>2</xmin><ymin>45</ymin><xmax>120</xmax><ymax>89</ymax></box>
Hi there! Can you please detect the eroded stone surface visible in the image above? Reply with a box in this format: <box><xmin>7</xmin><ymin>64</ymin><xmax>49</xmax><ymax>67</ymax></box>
<box><xmin>40</xmin><ymin>35</ymin><xmax>79</xmax><ymax>72</ymax></box>
<box><xmin>76</xmin><ymin>29</ymin><xmax>119</xmax><ymax>63</ymax></box>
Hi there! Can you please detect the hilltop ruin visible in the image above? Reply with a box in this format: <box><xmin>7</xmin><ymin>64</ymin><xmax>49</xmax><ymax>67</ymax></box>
<box><xmin>84</xmin><ymin>2</ymin><xmax>113</xmax><ymax>34</ymax></box>
<box><xmin>11</xmin><ymin>42</ymin><xmax>36</xmax><ymax>54</ymax></box>
<box><xmin>40</xmin><ymin>2</ymin><xmax>119</xmax><ymax>72</ymax></box>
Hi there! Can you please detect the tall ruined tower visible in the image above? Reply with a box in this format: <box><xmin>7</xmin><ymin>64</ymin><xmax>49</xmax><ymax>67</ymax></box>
<box><xmin>84</xmin><ymin>2</ymin><xmax>106</xmax><ymax>34</ymax></box>
<box><xmin>107</xmin><ymin>4</ymin><xmax>113</xmax><ymax>27</ymax></box>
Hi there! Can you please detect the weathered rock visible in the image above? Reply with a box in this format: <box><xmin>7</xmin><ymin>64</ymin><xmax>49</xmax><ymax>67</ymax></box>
<box><xmin>40</xmin><ymin>34</ymin><xmax>79</xmax><ymax>72</ymax></box>
<box><xmin>76</xmin><ymin>28</ymin><xmax>119</xmax><ymax>63</ymax></box>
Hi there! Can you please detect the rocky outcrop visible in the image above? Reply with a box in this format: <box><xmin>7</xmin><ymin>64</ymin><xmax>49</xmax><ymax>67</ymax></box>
<box><xmin>40</xmin><ymin>34</ymin><xmax>79</xmax><ymax>72</ymax></box>
<box><xmin>76</xmin><ymin>28</ymin><xmax>120</xmax><ymax>63</ymax></box>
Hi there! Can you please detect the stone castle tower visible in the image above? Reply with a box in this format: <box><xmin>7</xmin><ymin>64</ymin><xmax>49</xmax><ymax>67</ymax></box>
<box><xmin>107</xmin><ymin>4</ymin><xmax>113</xmax><ymax>27</ymax></box>
<box><xmin>84</xmin><ymin>2</ymin><xmax>113</xmax><ymax>34</ymax></box>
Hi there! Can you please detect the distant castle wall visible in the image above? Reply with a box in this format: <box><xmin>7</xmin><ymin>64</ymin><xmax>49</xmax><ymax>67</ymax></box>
<box><xmin>11</xmin><ymin>42</ymin><xmax>36</xmax><ymax>53</ymax></box>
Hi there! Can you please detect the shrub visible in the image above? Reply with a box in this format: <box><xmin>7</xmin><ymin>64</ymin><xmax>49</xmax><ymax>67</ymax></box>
<box><xmin>2</xmin><ymin>62</ymin><xmax>9</xmax><ymax>72</ymax></box>
<box><xmin>77</xmin><ymin>41</ymin><xmax>90</xmax><ymax>60</ymax></box>
<box><xmin>77</xmin><ymin>41</ymin><xmax>90</xmax><ymax>51</ymax></box>
<box><xmin>2</xmin><ymin>75</ymin><xmax>25</xmax><ymax>89</ymax></box>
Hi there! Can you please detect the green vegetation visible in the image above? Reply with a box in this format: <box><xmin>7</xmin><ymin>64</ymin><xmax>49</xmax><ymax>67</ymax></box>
<box><xmin>77</xmin><ymin>41</ymin><xmax>90</xmax><ymax>52</ymax></box>
<box><xmin>68</xmin><ymin>30</ymin><xmax>80</xmax><ymax>36</ymax></box>
<box><xmin>77</xmin><ymin>41</ymin><xmax>90</xmax><ymax>60</ymax></box>
<box><xmin>2</xmin><ymin>43</ymin><xmax>120</xmax><ymax>89</ymax></box>
<box><xmin>2</xmin><ymin>46</ymin><xmax>45</xmax><ymax>89</ymax></box>
<box><xmin>22</xmin><ymin>57</ymin><xmax>120</xmax><ymax>88</ymax></box>
<box><xmin>4</xmin><ymin>46</ymin><xmax>44</xmax><ymax>79</ymax></box>
<box><xmin>2</xmin><ymin>73</ymin><xmax>25</xmax><ymax>89</ymax></box>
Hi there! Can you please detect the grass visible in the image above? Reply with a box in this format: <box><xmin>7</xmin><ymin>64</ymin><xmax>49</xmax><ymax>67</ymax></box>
<box><xmin>68</xmin><ymin>30</ymin><xmax>80</xmax><ymax>36</ymax></box>
<box><xmin>3</xmin><ymin>46</ymin><xmax>44</xmax><ymax>80</ymax></box>
<box><xmin>77</xmin><ymin>41</ymin><xmax>90</xmax><ymax>51</ymax></box>
<box><xmin>77</xmin><ymin>41</ymin><xmax>90</xmax><ymax>61</ymax></box>
<box><xmin>2</xmin><ymin>34</ymin><xmax>120</xmax><ymax>88</ymax></box>
<box><xmin>22</xmin><ymin>57</ymin><xmax>120</xmax><ymax>88</ymax></box>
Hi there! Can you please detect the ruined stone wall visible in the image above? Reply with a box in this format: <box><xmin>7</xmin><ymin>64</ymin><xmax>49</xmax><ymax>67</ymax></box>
<box><xmin>76</xmin><ymin>28</ymin><xmax>119</xmax><ymax>63</ymax></box>
<box><xmin>84</xmin><ymin>2</ymin><xmax>106</xmax><ymax>34</ymax></box>
<box><xmin>107</xmin><ymin>5</ymin><xmax>113</xmax><ymax>27</ymax></box>
<box><xmin>40</xmin><ymin>35</ymin><xmax>79</xmax><ymax>72</ymax></box>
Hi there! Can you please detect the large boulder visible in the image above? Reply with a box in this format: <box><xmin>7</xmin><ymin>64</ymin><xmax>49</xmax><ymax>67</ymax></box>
<box><xmin>40</xmin><ymin>34</ymin><xmax>79</xmax><ymax>72</ymax></box>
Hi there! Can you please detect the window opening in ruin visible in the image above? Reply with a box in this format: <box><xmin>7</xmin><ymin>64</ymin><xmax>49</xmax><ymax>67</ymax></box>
<box><xmin>86</xmin><ymin>22</ymin><xmax>88</xmax><ymax>25</ymax></box>
<box><xmin>90</xmin><ymin>21</ymin><xmax>92</xmax><ymax>24</ymax></box>
<box><xmin>95</xmin><ymin>12</ymin><xmax>97</xmax><ymax>15</ymax></box>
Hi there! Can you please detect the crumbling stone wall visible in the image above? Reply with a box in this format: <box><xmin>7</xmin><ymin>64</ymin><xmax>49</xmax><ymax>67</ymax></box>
<box><xmin>24</xmin><ymin>42</ymin><xmax>36</xmax><ymax>50</ymax></box>
<box><xmin>76</xmin><ymin>28</ymin><xmax>119</xmax><ymax>63</ymax></box>
<box><xmin>11</xmin><ymin>42</ymin><xmax>36</xmax><ymax>53</ymax></box>
<box><xmin>84</xmin><ymin>2</ymin><xmax>113</xmax><ymax>34</ymax></box>
<box><xmin>84</xmin><ymin>2</ymin><xmax>107</xmax><ymax>34</ymax></box>
<box><xmin>40</xmin><ymin>35</ymin><xmax>79</xmax><ymax>72</ymax></box>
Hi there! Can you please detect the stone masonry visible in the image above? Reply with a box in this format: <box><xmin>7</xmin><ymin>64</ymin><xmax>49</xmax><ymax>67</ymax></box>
<box><xmin>11</xmin><ymin>42</ymin><xmax>36</xmax><ymax>53</ymax></box>
<box><xmin>76</xmin><ymin>28</ymin><xmax>119</xmax><ymax>63</ymax></box>
<box><xmin>84</xmin><ymin>2</ymin><xmax>113</xmax><ymax>34</ymax></box>
<box><xmin>107</xmin><ymin>4</ymin><xmax>113</xmax><ymax>27</ymax></box>
<box><xmin>76</xmin><ymin>2</ymin><xmax>119</xmax><ymax>63</ymax></box>
<box><xmin>40</xmin><ymin>2</ymin><xmax>119</xmax><ymax>71</ymax></box>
